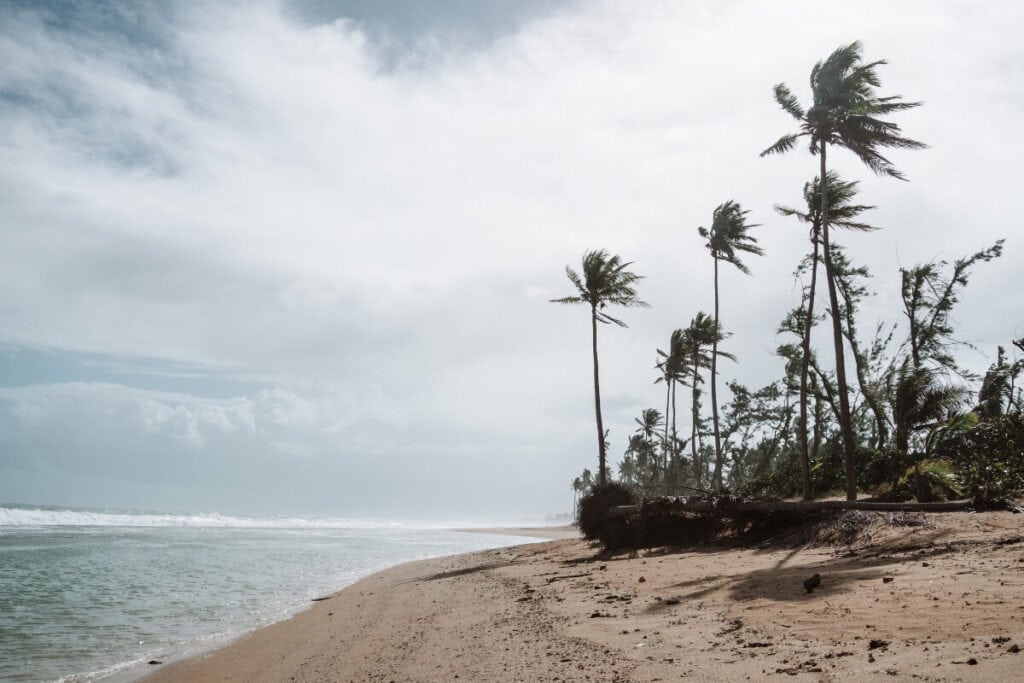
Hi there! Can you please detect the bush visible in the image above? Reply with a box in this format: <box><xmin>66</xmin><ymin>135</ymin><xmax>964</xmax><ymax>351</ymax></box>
<box><xmin>936</xmin><ymin>414</ymin><xmax>1024</xmax><ymax>500</ymax></box>
<box><xmin>577</xmin><ymin>482</ymin><xmax>636</xmax><ymax>543</ymax></box>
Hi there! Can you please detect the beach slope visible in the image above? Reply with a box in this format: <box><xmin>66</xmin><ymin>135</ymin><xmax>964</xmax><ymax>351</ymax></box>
<box><xmin>147</xmin><ymin>512</ymin><xmax>1024</xmax><ymax>681</ymax></box>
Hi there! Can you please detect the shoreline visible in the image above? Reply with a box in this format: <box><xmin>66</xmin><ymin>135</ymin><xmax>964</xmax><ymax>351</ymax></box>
<box><xmin>131</xmin><ymin>526</ymin><xmax>573</xmax><ymax>681</ymax></box>
<box><xmin>144</xmin><ymin>513</ymin><xmax>1024</xmax><ymax>681</ymax></box>
<box><xmin>454</xmin><ymin>524</ymin><xmax>580</xmax><ymax>540</ymax></box>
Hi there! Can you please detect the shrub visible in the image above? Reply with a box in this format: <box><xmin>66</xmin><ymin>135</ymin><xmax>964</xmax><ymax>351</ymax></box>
<box><xmin>577</xmin><ymin>482</ymin><xmax>636</xmax><ymax>542</ymax></box>
<box><xmin>936</xmin><ymin>414</ymin><xmax>1024</xmax><ymax>500</ymax></box>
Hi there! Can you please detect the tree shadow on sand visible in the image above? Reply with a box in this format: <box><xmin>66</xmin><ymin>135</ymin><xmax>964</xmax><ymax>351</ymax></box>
<box><xmin>641</xmin><ymin>526</ymin><xmax>966</xmax><ymax>606</ymax></box>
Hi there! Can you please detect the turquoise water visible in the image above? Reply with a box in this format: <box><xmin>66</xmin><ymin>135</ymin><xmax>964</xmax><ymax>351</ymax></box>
<box><xmin>0</xmin><ymin>505</ymin><xmax>539</xmax><ymax>681</ymax></box>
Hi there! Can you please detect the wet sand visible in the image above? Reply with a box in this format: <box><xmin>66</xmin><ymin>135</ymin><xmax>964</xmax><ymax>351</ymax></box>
<box><xmin>146</xmin><ymin>512</ymin><xmax>1024</xmax><ymax>681</ymax></box>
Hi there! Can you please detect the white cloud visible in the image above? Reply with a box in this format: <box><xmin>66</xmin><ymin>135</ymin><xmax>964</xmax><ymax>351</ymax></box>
<box><xmin>1</xmin><ymin>0</ymin><xmax>1022</xmax><ymax>515</ymax></box>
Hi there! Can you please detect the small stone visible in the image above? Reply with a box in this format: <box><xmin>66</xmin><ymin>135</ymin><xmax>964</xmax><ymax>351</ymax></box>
<box><xmin>639</xmin><ymin>576</ymin><xmax>646</xmax><ymax>583</ymax></box>
<box><xmin>148</xmin><ymin>660</ymin><xmax>162</xmax><ymax>666</ymax></box>
<box><xmin>967</xmin><ymin>658</ymin><xmax>978</xmax><ymax>665</ymax></box>
<box><xmin>1010</xmin><ymin>644</ymin><xmax>1021</xmax><ymax>653</ymax></box>
<box><xmin>883</xmin><ymin>576</ymin><xmax>895</xmax><ymax>583</ymax></box>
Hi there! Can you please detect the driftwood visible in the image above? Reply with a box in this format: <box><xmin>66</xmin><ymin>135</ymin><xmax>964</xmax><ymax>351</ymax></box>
<box><xmin>607</xmin><ymin>497</ymin><xmax>974</xmax><ymax>519</ymax></box>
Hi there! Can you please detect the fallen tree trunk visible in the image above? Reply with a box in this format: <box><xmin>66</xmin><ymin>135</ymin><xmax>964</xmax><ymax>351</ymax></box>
<box><xmin>607</xmin><ymin>498</ymin><xmax>974</xmax><ymax>519</ymax></box>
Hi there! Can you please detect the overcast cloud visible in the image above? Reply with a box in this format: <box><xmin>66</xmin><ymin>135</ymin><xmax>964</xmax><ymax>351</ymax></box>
<box><xmin>1</xmin><ymin>0</ymin><xmax>1022</xmax><ymax>519</ymax></box>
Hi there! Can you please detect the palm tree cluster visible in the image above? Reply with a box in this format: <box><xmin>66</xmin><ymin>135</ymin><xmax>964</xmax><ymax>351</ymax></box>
<box><xmin>557</xmin><ymin>41</ymin><xmax>1018</xmax><ymax>506</ymax></box>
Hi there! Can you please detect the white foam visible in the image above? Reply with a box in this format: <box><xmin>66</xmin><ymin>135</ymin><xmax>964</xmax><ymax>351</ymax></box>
<box><xmin>0</xmin><ymin>505</ymin><xmax>549</xmax><ymax>531</ymax></box>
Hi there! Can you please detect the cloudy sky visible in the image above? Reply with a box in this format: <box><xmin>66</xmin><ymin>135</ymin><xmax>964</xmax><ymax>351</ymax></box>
<box><xmin>1</xmin><ymin>0</ymin><xmax>1021</xmax><ymax>519</ymax></box>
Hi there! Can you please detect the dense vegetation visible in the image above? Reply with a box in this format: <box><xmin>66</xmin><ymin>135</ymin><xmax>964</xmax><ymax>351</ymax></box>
<box><xmin>558</xmin><ymin>42</ymin><xmax>1022</xmax><ymax>514</ymax></box>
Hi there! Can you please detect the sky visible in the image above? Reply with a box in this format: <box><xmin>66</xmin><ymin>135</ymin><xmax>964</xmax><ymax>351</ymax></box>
<box><xmin>1</xmin><ymin>0</ymin><xmax>1022</xmax><ymax>520</ymax></box>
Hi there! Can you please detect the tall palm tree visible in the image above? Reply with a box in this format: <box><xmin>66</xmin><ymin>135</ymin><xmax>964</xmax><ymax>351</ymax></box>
<box><xmin>761</xmin><ymin>40</ymin><xmax>925</xmax><ymax>500</ymax></box>
<box><xmin>776</xmin><ymin>171</ymin><xmax>875</xmax><ymax>499</ymax></box>
<box><xmin>551</xmin><ymin>250</ymin><xmax>648</xmax><ymax>485</ymax></box>
<box><xmin>683</xmin><ymin>312</ymin><xmax>733</xmax><ymax>490</ymax></box>
<box><xmin>698</xmin><ymin>201</ymin><xmax>762</xmax><ymax>493</ymax></box>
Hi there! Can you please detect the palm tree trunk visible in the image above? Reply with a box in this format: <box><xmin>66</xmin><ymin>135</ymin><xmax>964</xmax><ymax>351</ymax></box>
<box><xmin>798</xmin><ymin>232</ymin><xmax>820</xmax><ymax>500</ymax></box>
<box><xmin>811</xmin><ymin>389</ymin><xmax>822</xmax><ymax>471</ymax></box>
<box><xmin>590</xmin><ymin>303</ymin><xmax>607</xmax><ymax>485</ymax></box>
<box><xmin>711</xmin><ymin>256</ymin><xmax>724</xmax><ymax>493</ymax></box>
<box><xmin>691</xmin><ymin>357</ymin><xmax>701</xmax><ymax>488</ymax></box>
<box><xmin>819</xmin><ymin>145</ymin><xmax>858</xmax><ymax>501</ymax></box>
<box><xmin>664</xmin><ymin>381</ymin><xmax>671</xmax><ymax>476</ymax></box>
<box><xmin>670</xmin><ymin>379</ymin><xmax>678</xmax><ymax>494</ymax></box>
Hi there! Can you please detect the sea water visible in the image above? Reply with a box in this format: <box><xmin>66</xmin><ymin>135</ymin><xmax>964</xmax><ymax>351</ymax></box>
<box><xmin>0</xmin><ymin>504</ymin><xmax>545</xmax><ymax>682</ymax></box>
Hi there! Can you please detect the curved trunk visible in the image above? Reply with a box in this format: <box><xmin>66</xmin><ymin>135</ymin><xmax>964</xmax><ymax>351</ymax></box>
<box><xmin>591</xmin><ymin>303</ymin><xmax>607</xmax><ymax>485</ymax></box>
<box><xmin>711</xmin><ymin>257</ymin><xmax>724</xmax><ymax>493</ymax></box>
<box><xmin>798</xmin><ymin>229</ymin><xmax>821</xmax><ymax>500</ymax></box>
<box><xmin>819</xmin><ymin>145</ymin><xmax>858</xmax><ymax>501</ymax></box>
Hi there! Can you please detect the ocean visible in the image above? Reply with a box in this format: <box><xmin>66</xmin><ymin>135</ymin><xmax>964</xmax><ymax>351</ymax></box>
<box><xmin>0</xmin><ymin>504</ymin><xmax>547</xmax><ymax>682</ymax></box>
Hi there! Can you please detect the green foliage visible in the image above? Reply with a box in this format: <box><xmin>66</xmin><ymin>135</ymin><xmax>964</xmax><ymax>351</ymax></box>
<box><xmin>978</xmin><ymin>346</ymin><xmax>1024</xmax><ymax>417</ymax></box>
<box><xmin>936</xmin><ymin>414</ymin><xmax>1024</xmax><ymax>500</ymax></box>
<box><xmin>698</xmin><ymin>200</ymin><xmax>764</xmax><ymax>274</ymax></box>
<box><xmin>551</xmin><ymin>249</ymin><xmax>649</xmax><ymax>327</ymax></box>
<box><xmin>901</xmin><ymin>240</ymin><xmax>1004</xmax><ymax>374</ymax></box>
<box><xmin>576</xmin><ymin>482</ymin><xmax>636</xmax><ymax>542</ymax></box>
<box><xmin>894</xmin><ymin>459</ymin><xmax>962</xmax><ymax>501</ymax></box>
<box><xmin>761</xmin><ymin>41</ymin><xmax>926</xmax><ymax>176</ymax></box>
<box><xmin>736</xmin><ymin>446</ymin><xmax>803</xmax><ymax>499</ymax></box>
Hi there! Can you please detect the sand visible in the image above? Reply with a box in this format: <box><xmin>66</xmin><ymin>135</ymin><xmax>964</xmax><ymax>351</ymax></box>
<box><xmin>145</xmin><ymin>513</ymin><xmax>1024</xmax><ymax>681</ymax></box>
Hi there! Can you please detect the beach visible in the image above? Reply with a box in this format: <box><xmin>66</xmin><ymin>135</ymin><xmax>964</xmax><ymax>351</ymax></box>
<box><xmin>146</xmin><ymin>512</ymin><xmax>1024</xmax><ymax>681</ymax></box>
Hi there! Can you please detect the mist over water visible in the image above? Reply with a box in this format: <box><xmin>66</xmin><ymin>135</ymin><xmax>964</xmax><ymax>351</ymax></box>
<box><xmin>0</xmin><ymin>505</ymin><xmax>542</xmax><ymax>681</ymax></box>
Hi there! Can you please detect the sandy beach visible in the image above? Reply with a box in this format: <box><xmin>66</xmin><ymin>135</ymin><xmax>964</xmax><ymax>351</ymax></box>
<box><xmin>146</xmin><ymin>513</ymin><xmax>1024</xmax><ymax>682</ymax></box>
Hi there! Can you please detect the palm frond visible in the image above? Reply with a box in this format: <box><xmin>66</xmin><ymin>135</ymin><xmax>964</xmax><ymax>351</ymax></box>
<box><xmin>772</xmin><ymin>83</ymin><xmax>805</xmax><ymax>120</ymax></box>
<box><xmin>760</xmin><ymin>132</ymin><xmax>803</xmax><ymax>157</ymax></box>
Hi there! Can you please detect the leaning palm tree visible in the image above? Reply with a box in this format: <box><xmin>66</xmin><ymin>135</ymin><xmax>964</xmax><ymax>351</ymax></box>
<box><xmin>683</xmin><ymin>312</ymin><xmax>733</xmax><ymax>490</ymax></box>
<box><xmin>761</xmin><ymin>40</ymin><xmax>925</xmax><ymax>500</ymax></box>
<box><xmin>698</xmin><ymin>201</ymin><xmax>762</xmax><ymax>493</ymax></box>
<box><xmin>551</xmin><ymin>250</ymin><xmax>649</xmax><ymax>485</ymax></box>
<box><xmin>776</xmin><ymin>171</ymin><xmax>876</xmax><ymax>499</ymax></box>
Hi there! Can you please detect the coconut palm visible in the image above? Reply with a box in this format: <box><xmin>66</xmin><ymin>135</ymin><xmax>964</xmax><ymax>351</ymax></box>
<box><xmin>551</xmin><ymin>250</ymin><xmax>649</xmax><ymax>484</ymax></box>
<box><xmin>761</xmin><ymin>40</ymin><xmax>925</xmax><ymax>500</ymax></box>
<box><xmin>633</xmin><ymin>408</ymin><xmax>664</xmax><ymax>493</ymax></box>
<box><xmin>656</xmin><ymin>329</ymin><xmax>689</xmax><ymax>473</ymax></box>
<box><xmin>776</xmin><ymin>171</ymin><xmax>875</xmax><ymax>499</ymax></box>
<box><xmin>698</xmin><ymin>201</ymin><xmax>762</xmax><ymax>493</ymax></box>
<box><xmin>683</xmin><ymin>312</ymin><xmax>733</xmax><ymax>490</ymax></box>
<box><xmin>890</xmin><ymin>361</ymin><xmax>968</xmax><ymax>500</ymax></box>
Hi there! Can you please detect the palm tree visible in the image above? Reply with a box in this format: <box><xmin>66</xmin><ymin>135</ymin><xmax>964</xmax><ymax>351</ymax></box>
<box><xmin>698</xmin><ymin>201</ymin><xmax>762</xmax><ymax>493</ymax></box>
<box><xmin>683</xmin><ymin>312</ymin><xmax>733</xmax><ymax>490</ymax></box>
<box><xmin>776</xmin><ymin>171</ymin><xmax>875</xmax><ymax>499</ymax></box>
<box><xmin>656</xmin><ymin>329</ymin><xmax>689</xmax><ymax>474</ymax></box>
<box><xmin>761</xmin><ymin>40</ymin><xmax>925</xmax><ymax>500</ymax></box>
<box><xmin>890</xmin><ymin>361</ymin><xmax>968</xmax><ymax>500</ymax></box>
<box><xmin>633</xmin><ymin>408</ymin><xmax>664</xmax><ymax>493</ymax></box>
<box><xmin>551</xmin><ymin>250</ymin><xmax>649</xmax><ymax>485</ymax></box>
